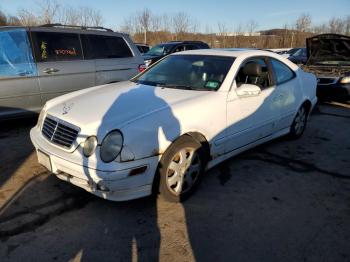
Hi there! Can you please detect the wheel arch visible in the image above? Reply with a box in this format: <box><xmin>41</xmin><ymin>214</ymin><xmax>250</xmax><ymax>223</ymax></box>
<box><xmin>152</xmin><ymin>131</ymin><xmax>211</xmax><ymax>195</ymax></box>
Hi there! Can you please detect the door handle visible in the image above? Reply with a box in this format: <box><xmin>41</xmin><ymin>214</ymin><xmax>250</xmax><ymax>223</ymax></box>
<box><xmin>43</xmin><ymin>68</ymin><xmax>60</xmax><ymax>74</ymax></box>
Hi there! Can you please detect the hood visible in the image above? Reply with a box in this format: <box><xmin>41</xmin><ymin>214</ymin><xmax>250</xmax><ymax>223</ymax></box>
<box><xmin>306</xmin><ymin>34</ymin><xmax>350</xmax><ymax>66</ymax></box>
<box><xmin>142</xmin><ymin>54</ymin><xmax>162</xmax><ymax>61</ymax></box>
<box><xmin>45</xmin><ymin>81</ymin><xmax>211</xmax><ymax>135</ymax></box>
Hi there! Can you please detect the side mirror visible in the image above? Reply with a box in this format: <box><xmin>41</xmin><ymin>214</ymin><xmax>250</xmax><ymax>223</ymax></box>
<box><xmin>236</xmin><ymin>84</ymin><xmax>261</xmax><ymax>98</ymax></box>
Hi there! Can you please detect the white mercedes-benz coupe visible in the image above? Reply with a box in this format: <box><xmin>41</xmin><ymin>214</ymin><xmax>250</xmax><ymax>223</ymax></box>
<box><xmin>30</xmin><ymin>49</ymin><xmax>317</xmax><ymax>202</ymax></box>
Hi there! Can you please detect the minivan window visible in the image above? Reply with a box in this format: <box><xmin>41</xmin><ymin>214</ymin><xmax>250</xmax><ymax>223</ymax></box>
<box><xmin>34</xmin><ymin>32</ymin><xmax>83</xmax><ymax>62</ymax></box>
<box><xmin>81</xmin><ymin>35</ymin><xmax>133</xmax><ymax>59</ymax></box>
<box><xmin>0</xmin><ymin>29</ymin><xmax>37</xmax><ymax>78</ymax></box>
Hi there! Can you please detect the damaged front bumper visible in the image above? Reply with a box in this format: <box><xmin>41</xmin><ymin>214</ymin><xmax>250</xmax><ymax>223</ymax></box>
<box><xmin>30</xmin><ymin>126</ymin><xmax>160</xmax><ymax>201</ymax></box>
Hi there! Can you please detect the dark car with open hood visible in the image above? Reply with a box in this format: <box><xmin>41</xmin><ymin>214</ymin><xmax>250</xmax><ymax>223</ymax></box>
<box><xmin>303</xmin><ymin>34</ymin><xmax>350</xmax><ymax>100</ymax></box>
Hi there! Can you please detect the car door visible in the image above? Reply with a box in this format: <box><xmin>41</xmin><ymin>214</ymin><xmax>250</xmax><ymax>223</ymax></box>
<box><xmin>81</xmin><ymin>34</ymin><xmax>140</xmax><ymax>85</ymax></box>
<box><xmin>270</xmin><ymin>58</ymin><xmax>302</xmax><ymax>130</ymax></box>
<box><xmin>0</xmin><ymin>28</ymin><xmax>41</xmax><ymax>118</ymax></box>
<box><xmin>225</xmin><ymin>57</ymin><xmax>281</xmax><ymax>152</ymax></box>
<box><xmin>32</xmin><ymin>30</ymin><xmax>95</xmax><ymax>103</ymax></box>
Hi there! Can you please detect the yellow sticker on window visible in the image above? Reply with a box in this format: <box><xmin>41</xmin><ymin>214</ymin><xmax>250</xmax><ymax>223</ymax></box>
<box><xmin>41</xmin><ymin>41</ymin><xmax>47</xmax><ymax>60</ymax></box>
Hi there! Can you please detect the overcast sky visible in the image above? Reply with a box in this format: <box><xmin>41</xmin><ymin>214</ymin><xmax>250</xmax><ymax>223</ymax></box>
<box><xmin>1</xmin><ymin>0</ymin><xmax>349</xmax><ymax>31</ymax></box>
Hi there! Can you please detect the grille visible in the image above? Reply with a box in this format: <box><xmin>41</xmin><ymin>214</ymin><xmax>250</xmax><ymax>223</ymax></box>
<box><xmin>42</xmin><ymin>116</ymin><xmax>80</xmax><ymax>148</ymax></box>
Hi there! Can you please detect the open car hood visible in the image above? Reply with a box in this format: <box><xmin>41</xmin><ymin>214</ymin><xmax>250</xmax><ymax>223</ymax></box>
<box><xmin>306</xmin><ymin>34</ymin><xmax>350</xmax><ymax>66</ymax></box>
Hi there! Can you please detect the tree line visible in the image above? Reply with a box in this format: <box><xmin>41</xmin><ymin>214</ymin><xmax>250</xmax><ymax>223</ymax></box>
<box><xmin>1</xmin><ymin>1</ymin><xmax>349</xmax><ymax>49</ymax></box>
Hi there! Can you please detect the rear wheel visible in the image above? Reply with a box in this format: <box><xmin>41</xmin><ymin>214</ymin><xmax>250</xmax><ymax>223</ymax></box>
<box><xmin>158</xmin><ymin>136</ymin><xmax>205</xmax><ymax>202</ymax></box>
<box><xmin>289</xmin><ymin>105</ymin><xmax>308</xmax><ymax>139</ymax></box>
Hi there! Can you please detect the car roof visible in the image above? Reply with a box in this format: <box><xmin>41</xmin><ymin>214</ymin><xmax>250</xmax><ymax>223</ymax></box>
<box><xmin>0</xmin><ymin>25</ymin><xmax>129</xmax><ymax>37</ymax></box>
<box><xmin>172</xmin><ymin>49</ymin><xmax>274</xmax><ymax>57</ymax></box>
<box><xmin>170</xmin><ymin>49</ymin><xmax>300</xmax><ymax>70</ymax></box>
<box><xmin>158</xmin><ymin>41</ymin><xmax>207</xmax><ymax>46</ymax></box>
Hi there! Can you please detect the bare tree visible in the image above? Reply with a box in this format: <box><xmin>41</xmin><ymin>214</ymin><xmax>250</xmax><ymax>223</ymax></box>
<box><xmin>296</xmin><ymin>13</ymin><xmax>311</xmax><ymax>32</ymax></box>
<box><xmin>247</xmin><ymin>19</ymin><xmax>258</xmax><ymax>35</ymax></box>
<box><xmin>344</xmin><ymin>15</ymin><xmax>350</xmax><ymax>35</ymax></box>
<box><xmin>38</xmin><ymin>0</ymin><xmax>60</xmax><ymax>24</ymax></box>
<box><xmin>328</xmin><ymin>17</ymin><xmax>344</xmax><ymax>34</ymax></box>
<box><xmin>217</xmin><ymin>22</ymin><xmax>228</xmax><ymax>47</ymax></box>
<box><xmin>17</xmin><ymin>8</ymin><xmax>39</xmax><ymax>26</ymax></box>
<box><xmin>7</xmin><ymin>16</ymin><xmax>21</xmax><ymax>25</ymax></box>
<box><xmin>312</xmin><ymin>23</ymin><xmax>328</xmax><ymax>34</ymax></box>
<box><xmin>136</xmin><ymin>8</ymin><xmax>152</xmax><ymax>43</ymax></box>
<box><xmin>160</xmin><ymin>14</ymin><xmax>170</xmax><ymax>32</ymax></box>
<box><xmin>120</xmin><ymin>16</ymin><xmax>136</xmax><ymax>34</ymax></box>
<box><xmin>0</xmin><ymin>10</ymin><xmax>7</xmax><ymax>25</ymax></box>
<box><xmin>172</xmin><ymin>12</ymin><xmax>190</xmax><ymax>40</ymax></box>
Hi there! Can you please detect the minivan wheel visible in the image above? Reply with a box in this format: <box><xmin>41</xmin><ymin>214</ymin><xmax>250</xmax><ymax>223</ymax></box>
<box><xmin>289</xmin><ymin>105</ymin><xmax>308</xmax><ymax>139</ymax></box>
<box><xmin>158</xmin><ymin>136</ymin><xmax>205</xmax><ymax>202</ymax></box>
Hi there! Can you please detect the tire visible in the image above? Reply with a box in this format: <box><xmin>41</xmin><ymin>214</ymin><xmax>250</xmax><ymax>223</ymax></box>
<box><xmin>158</xmin><ymin>135</ymin><xmax>205</xmax><ymax>202</ymax></box>
<box><xmin>288</xmin><ymin>104</ymin><xmax>308</xmax><ymax>139</ymax></box>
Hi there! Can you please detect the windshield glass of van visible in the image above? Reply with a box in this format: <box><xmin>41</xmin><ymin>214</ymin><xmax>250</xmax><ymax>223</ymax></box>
<box><xmin>132</xmin><ymin>55</ymin><xmax>234</xmax><ymax>91</ymax></box>
<box><xmin>0</xmin><ymin>29</ymin><xmax>37</xmax><ymax>78</ymax></box>
<box><xmin>145</xmin><ymin>44</ymin><xmax>172</xmax><ymax>56</ymax></box>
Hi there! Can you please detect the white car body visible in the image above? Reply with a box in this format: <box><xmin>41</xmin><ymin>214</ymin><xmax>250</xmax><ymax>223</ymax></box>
<box><xmin>30</xmin><ymin>49</ymin><xmax>317</xmax><ymax>201</ymax></box>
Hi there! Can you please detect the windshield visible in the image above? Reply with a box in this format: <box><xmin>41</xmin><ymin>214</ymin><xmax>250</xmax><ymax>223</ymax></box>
<box><xmin>144</xmin><ymin>44</ymin><xmax>172</xmax><ymax>56</ymax></box>
<box><xmin>287</xmin><ymin>48</ymin><xmax>299</xmax><ymax>55</ymax></box>
<box><xmin>132</xmin><ymin>55</ymin><xmax>234</xmax><ymax>91</ymax></box>
<box><xmin>292</xmin><ymin>48</ymin><xmax>306</xmax><ymax>57</ymax></box>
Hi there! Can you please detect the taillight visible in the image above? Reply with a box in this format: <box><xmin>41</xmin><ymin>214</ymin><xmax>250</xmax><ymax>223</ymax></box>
<box><xmin>138</xmin><ymin>64</ymin><xmax>146</xmax><ymax>72</ymax></box>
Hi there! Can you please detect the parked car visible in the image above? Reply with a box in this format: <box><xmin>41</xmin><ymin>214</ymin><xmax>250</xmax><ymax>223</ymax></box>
<box><xmin>281</xmin><ymin>47</ymin><xmax>303</xmax><ymax>58</ymax></box>
<box><xmin>142</xmin><ymin>41</ymin><xmax>210</xmax><ymax>67</ymax></box>
<box><xmin>135</xmin><ymin>43</ymin><xmax>150</xmax><ymax>54</ymax></box>
<box><xmin>266</xmin><ymin>48</ymin><xmax>291</xmax><ymax>55</ymax></box>
<box><xmin>30</xmin><ymin>49</ymin><xmax>317</xmax><ymax>202</ymax></box>
<box><xmin>0</xmin><ymin>24</ymin><xmax>145</xmax><ymax>120</ymax></box>
<box><xmin>288</xmin><ymin>48</ymin><xmax>307</xmax><ymax>65</ymax></box>
<box><xmin>302</xmin><ymin>34</ymin><xmax>350</xmax><ymax>100</ymax></box>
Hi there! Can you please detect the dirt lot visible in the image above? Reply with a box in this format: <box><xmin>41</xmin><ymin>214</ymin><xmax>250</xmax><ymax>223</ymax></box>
<box><xmin>0</xmin><ymin>102</ymin><xmax>349</xmax><ymax>262</ymax></box>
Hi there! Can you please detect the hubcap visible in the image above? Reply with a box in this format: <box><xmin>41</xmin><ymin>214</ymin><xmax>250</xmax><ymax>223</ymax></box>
<box><xmin>294</xmin><ymin>107</ymin><xmax>306</xmax><ymax>135</ymax></box>
<box><xmin>166</xmin><ymin>147</ymin><xmax>200</xmax><ymax>195</ymax></box>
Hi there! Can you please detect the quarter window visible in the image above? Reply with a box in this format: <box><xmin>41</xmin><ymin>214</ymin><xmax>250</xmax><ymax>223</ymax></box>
<box><xmin>34</xmin><ymin>32</ymin><xmax>83</xmax><ymax>62</ymax></box>
<box><xmin>81</xmin><ymin>35</ymin><xmax>133</xmax><ymax>59</ymax></box>
<box><xmin>271</xmin><ymin>58</ymin><xmax>295</xmax><ymax>84</ymax></box>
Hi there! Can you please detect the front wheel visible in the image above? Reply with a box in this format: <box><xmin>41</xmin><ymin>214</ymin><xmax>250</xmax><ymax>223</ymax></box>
<box><xmin>158</xmin><ymin>136</ymin><xmax>205</xmax><ymax>202</ymax></box>
<box><xmin>289</xmin><ymin>105</ymin><xmax>308</xmax><ymax>139</ymax></box>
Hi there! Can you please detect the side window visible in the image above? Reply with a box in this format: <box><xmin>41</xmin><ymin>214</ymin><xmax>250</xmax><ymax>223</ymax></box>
<box><xmin>271</xmin><ymin>58</ymin><xmax>295</xmax><ymax>85</ymax></box>
<box><xmin>81</xmin><ymin>35</ymin><xmax>133</xmax><ymax>59</ymax></box>
<box><xmin>0</xmin><ymin>29</ymin><xmax>37</xmax><ymax>78</ymax></box>
<box><xmin>185</xmin><ymin>45</ymin><xmax>198</xmax><ymax>51</ymax></box>
<box><xmin>235</xmin><ymin>57</ymin><xmax>271</xmax><ymax>89</ymax></box>
<box><xmin>173</xmin><ymin>45</ymin><xmax>185</xmax><ymax>53</ymax></box>
<box><xmin>34</xmin><ymin>32</ymin><xmax>82</xmax><ymax>62</ymax></box>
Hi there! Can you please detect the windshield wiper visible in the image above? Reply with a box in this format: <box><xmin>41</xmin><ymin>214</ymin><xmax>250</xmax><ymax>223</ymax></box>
<box><xmin>160</xmin><ymin>84</ymin><xmax>212</xmax><ymax>91</ymax></box>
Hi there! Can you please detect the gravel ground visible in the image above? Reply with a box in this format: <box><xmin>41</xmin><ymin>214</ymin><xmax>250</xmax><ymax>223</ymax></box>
<box><xmin>0</xmin><ymin>102</ymin><xmax>349</xmax><ymax>262</ymax></box>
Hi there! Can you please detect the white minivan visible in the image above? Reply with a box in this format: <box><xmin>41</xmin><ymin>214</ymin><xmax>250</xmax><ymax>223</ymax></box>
<box><xmin>0</xmin><ymin>24</ymin><xmax>145</xmax><ymax>119</ymax></box>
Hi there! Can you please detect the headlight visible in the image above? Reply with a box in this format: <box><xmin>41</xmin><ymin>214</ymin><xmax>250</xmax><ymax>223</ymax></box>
<box><xmin>83</xmin><ymin>136</ymin><xmax>98</xmax><ymax>157</ymax></box>
<box><xmin>100</xmin><ymin>130</ymin><xmax>123</xmax><ymax>163</ymax></box>
<box><xmin>144</xmin><ymin>59</ymin><xmax>152</xmax><ymax>67</ymax></box>
<box><xmin>340</xmin><ymin>76</ymin><xmax>350</xmax><ymax>84</ymax></box>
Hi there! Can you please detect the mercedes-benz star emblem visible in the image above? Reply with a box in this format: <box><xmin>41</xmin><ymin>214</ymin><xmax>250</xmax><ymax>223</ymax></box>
<box><xmin>62</xmin><ymin>103</ymin><xmax>74</xmax><ymax>115</ymax></box>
